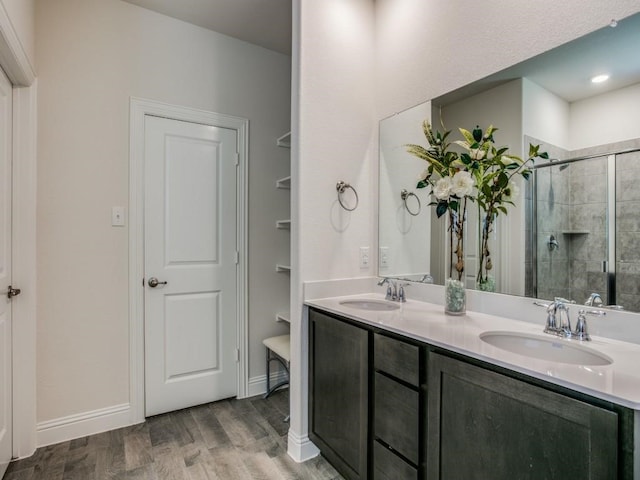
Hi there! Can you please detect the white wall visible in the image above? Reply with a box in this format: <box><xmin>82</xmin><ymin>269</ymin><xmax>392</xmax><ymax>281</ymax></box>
<box><xmin>35</xmin><ymin>0</ymin><xmax>290</xmax><ymax>433</ymax></box>
<box><xmin>523</xmin><ymin>78</ymin><xmax>571</xmax><ymax>150</ymax></box>
<box><xmin>570</xmin><ymin>82</ymin><xmax>640</xmax><ymax>149</ymax></box>
<box><xmin>289</xmin><ymin>0</ymin><xmax>376</xmax><ymax>460</ymax></box>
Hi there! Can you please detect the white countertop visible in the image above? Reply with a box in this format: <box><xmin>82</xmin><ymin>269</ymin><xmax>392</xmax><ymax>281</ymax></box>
<box><xmin>305</xmin><ymin>293</ymin><xmax>640</xmax><ymax>410</ymax></box>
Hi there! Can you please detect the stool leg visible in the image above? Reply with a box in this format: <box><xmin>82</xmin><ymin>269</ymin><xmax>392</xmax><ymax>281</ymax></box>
<box><xmin>263</xmin><ymin>347</ymin><xmax>271</xmax><ymax>399</ymax></box>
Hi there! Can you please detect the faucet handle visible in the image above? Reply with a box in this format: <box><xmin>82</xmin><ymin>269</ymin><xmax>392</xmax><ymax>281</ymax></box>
<box><xmin>573</xmin><ymin>309</ymin><xmax>605</xmax><ymax>341</ymax></box>
<box><xmin>398</xmin><ymin>283</ymin><xmax>410</xmax><ymax>303</ymax></box>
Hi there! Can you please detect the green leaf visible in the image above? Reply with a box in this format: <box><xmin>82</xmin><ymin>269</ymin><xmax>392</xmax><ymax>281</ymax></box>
<box><xmin>459</xmin><ymin>128</ymin><xmax>475</xmax><ymax>144</ymax></box>
<box><xmin>436</xmin><ymin>201</ymin><xmax>448</xmax><ymax>218</ymax></box>
<box><xmin>460</xmin><ymin>153</ymin><xmax>472</xmax><ymax>164</ymax></box>
<box><xmin>472</xmin><ymin>126</ymin><xmax>483</xmax><ymax>142</ymax></box>
<box><xmin>498</xmin><ymin>172</ymin><xmax>509</xmax><ymax>188</ymax></box>
<box><xmin>416</xmin><ymin>180</ymin><xmax>429</xmax><ymax>189</ymax></box>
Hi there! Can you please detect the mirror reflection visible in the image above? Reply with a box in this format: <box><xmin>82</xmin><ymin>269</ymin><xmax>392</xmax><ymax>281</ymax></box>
<box><xmin>378</xmin><ymin>12</ymin><xmax>640</xmax><ymax>311</ymax></box>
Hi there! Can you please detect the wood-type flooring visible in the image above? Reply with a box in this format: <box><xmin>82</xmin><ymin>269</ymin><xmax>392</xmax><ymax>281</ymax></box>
<box><xmin>4</xmin><ymin>390</ymin><xmax>342</xmax><ymax>480</ymax></box>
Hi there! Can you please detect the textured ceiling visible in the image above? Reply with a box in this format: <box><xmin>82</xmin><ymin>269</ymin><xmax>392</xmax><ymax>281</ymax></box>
<box><xmin>122</xmin><ymin>0</ymin><xmax>292</xmax><ymax>55</ymax></box>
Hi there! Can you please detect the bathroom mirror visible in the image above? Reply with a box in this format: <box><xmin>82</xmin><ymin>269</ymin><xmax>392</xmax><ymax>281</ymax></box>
<box><xmin>378</xmin><ymin>12</ymin><xmax>640</xmax><ymax>310</ymax></box>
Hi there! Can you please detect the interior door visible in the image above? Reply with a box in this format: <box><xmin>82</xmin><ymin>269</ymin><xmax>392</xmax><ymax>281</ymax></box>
<box><xmin>0</xmin><ymin>66</ymin><xmax>13</xmax><ymax>477</ymax></box>
<box><xmin>144</xmin><ymin>115</ymin><xmax>238</xmax><ymax>417</ymax></box>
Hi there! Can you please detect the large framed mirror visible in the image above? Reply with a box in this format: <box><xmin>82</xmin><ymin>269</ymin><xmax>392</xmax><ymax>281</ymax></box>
<box><xmin>378</xmin><ymin>12</ymin><xmax>640</xmax><ymax>311</ymax></box>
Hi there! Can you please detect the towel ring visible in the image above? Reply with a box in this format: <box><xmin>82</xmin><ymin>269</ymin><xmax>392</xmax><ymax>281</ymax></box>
<box><xmin>401</xmin><ymin>189</ymin><xmax>421</xmax><ymax>216</ymax></box>
<box><xmin>336</xmin><ymin>181</ymin><xmax>359</xmax><ymax>211</ymax></box>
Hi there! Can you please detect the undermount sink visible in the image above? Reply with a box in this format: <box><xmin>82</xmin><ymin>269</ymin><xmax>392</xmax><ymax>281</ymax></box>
<box><xmin>339</xmin><ymin>299</ymin><xmax>400</xmax><ymax>311</ymax></box>
<box><xmin>480</xmin><ymin>331</ymin><xmax>613</xmax><ymax>366</ymax></box>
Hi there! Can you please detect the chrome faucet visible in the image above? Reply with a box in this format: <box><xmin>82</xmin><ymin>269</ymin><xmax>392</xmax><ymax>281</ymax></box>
<box><xmin>585</xmin><ymin>293</ymin><xmax>603</xmax><ymax>307</ymax></box>
<box><xmin>377</xmin><ymin>277</ymin><xmax>398</xmax><ymax>301</ymax></box>
<box><xmin>377</xmin><ymin>278</ymin><xmax>410</xmax><ymax>302</ymax></box>
<box><xmin>534</xmin><ymin>297</ymin><xmax>604</xmax><ymax>341</ymax></box>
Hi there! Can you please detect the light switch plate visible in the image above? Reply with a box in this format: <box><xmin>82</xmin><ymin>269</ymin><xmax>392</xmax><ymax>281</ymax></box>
<box><xmin>359</xmin><ymin>246</ymin><xmax>370</xmax><ymax>269</ymax></box>
<box><xmin>112</xmin><ymin>206</ymin><xmax>125</xmax><ymax>226</ymax></box>
<box><xmin>380</xmin><ymin>246</ymin><xmax>389</xmax><ymax>268</ymax></box>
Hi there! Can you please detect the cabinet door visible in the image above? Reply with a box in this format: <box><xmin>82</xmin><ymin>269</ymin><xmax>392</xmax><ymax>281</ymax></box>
<box><xmin>427</xmin><ymin>352</ymin><xmax>618</xmax><ymax>480</ymax></box>
<box><xmin>309</xmin><ymin>309</ymin><xmax>369</xmax><ymax>480</ymax></box>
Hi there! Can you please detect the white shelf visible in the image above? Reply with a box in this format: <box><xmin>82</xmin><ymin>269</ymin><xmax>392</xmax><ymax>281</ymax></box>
<box><xmin>276</xmin><ymin>219</ymin><xmax>291</xmax><ymax>229</ymax></box>
<box><xmin>276</xmin><ymin>312</ymin><xmax>290</xmax><ymax>323</ymax></box>
<box><xmin>276</xmin><ymin>176</ymin><xmax>291</xmax><ymax>189</ymax></box>
<box><xmin>277</xmin><ymin>132</ymin><xmax>291</xmax><ymax>148</ymax></box>
<box><xmin>276</xmin><ymin>264</ymin><xmax>291</xmax><ymax>272</ymax></box>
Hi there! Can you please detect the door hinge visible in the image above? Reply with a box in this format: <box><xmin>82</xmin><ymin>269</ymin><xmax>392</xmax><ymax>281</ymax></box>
<box><xmin>235</xmin><ymin>348</ymin><xmax>240</xmax><ymax>362</ymax></box>
<box><xmin>234</xmin><ymin>153</ymin><xmax>239</xmax><ymax>166</ymax></box>
<box><xmin>235</xmin><ymin>251</ymin><xmax>239</xmax><ymax>264</ymax></box>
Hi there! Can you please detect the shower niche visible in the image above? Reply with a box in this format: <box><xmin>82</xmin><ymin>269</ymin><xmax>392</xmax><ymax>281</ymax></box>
<box><xmin>527</xmin><ymin>145</ymin><xmax>640</xmax><ymax>311</ymax></box>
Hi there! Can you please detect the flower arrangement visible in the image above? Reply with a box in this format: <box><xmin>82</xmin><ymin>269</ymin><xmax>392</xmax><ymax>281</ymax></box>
<box><xmin>406</xmin><ymin>121</ymin><xmax>547</xmax><ymax>292</ymax></box>
<box><xmin>407</xmin><ymin>122</ymin><xmax>474</xmax><ymax>282</ymax></box>
<box><xmin>455</xmin><ymin>125</ymin><xmax>547</xmax><ymax>289</ymax></box>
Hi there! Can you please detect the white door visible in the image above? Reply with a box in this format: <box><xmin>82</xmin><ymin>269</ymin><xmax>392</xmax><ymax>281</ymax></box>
<box><xmin>0</xmin><ymin>66</ymin><xmax>13</xmax><ymax>477</ymax></box>
<box><xmin>144</xmin><ymin>115</ymin><xmax>238</xmax><ymax>417</ymax></box>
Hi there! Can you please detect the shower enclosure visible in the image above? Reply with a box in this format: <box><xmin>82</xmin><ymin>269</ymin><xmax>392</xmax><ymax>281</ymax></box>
<box><xmin>527</xmin><ymin>147</ymin><xmax>640</xmax><ymax>312</ymax></box>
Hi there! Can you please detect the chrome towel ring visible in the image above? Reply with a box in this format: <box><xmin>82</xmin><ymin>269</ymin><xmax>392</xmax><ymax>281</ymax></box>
<box><xmin>401</xmin><ymin>189</ymin><xmax>421</xmax><ymax>216</ymax></box>
<box><xmin>336</xmin><ymin>181</ymin><xmax>359</xmax><ymax>211</ymax></box>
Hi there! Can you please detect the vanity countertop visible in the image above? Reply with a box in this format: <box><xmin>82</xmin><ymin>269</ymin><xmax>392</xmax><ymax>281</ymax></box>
<box><xmin>306</xmin><ymin>293</ymin><xmax>640</xmax><ymax>410</ymax></box>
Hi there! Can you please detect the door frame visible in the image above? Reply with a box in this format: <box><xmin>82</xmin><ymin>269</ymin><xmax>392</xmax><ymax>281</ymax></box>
<box><xmin>0</xmin><ymin>2</ymin><xmax>38</xmax><ymax>461</ymax></box>
<box><xmin>129</xmin><ymin>97</ymin><xmax>249</xmax><ymax>422</ymax></box>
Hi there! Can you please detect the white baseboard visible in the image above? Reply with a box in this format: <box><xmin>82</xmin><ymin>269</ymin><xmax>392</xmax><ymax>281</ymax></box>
<box><xmin>287</xmin><ymin>428</ymin><xmax>320</xmax><ymax>462</ymax></box>
<box><xmin>36</xmin><ymin>403</ymin><xmax>139</xmax><ymax>448</ymax></box>
<box><xmin>247</xmin><ymin>371</ymin><xmax>290</xmax><ymax>398</ymax></box>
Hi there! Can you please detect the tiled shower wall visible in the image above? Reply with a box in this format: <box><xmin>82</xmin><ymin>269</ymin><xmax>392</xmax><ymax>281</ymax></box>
<box><xmin>526</xmin><ymin>137</ymin><xmax>640</xmax><ymax>312</ymax></box>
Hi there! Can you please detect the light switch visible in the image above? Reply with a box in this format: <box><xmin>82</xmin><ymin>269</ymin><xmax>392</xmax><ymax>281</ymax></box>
<box><xmin>112</xmin><ymin>206</ymin><xmax>125</xmax><ymax>226</ymax></box>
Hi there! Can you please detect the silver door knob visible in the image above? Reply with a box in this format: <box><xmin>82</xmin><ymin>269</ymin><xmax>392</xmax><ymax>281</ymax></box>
<box><xmin>148</xmin><ymin>277</ymin><xmax>167</xmax><ymax>288</ymax></box>
<box><xmin>7</xmin><ymin>285</ymin><xmax>21</xmax><ymax>299</ymax></box>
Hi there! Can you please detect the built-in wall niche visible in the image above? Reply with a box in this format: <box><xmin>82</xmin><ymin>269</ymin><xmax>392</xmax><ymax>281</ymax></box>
<box><xmin>378</xmin><ymin>12</ymin><xmax>640</xmax><ymax>311</ymax></box>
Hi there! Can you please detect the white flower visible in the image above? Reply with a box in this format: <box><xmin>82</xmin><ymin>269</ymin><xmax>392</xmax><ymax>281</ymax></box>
<box><xmin>469</xmin><ymin>148</ymin><xmax>486</xmax><ymax>160</ymax></box>
<box><xmin>451</xmin><ymin>170</ymin><xmax>474</xmax><ymax>197</ymax></box>
<box><xmin>433</xmin><ymin>177</ymin><xmax>453</xmax><ymax>200</ymax></box>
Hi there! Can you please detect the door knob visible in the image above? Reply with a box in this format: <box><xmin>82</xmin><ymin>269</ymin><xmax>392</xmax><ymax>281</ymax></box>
<box><xmin>148</xmin><ymin>277</ymin><xmax>168</xmax><ymax>288</ymax></box>
<box><xmin>7</xmin><ymin>285</ymin><xmax>21</xmax><ymax>299</ymax></box>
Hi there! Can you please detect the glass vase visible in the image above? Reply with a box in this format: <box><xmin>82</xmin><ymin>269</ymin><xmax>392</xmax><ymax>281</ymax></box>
<box><xmin>445</xmin><ymin>277</ymin><xmax>466</xmax><ymax>315</ymax></box>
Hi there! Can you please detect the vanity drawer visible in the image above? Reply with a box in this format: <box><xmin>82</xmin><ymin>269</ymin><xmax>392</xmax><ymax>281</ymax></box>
<box><xmin>373</xmin><ymin>441</ymin><xmax>418</xmax><ymax>480</ymax></box>
<box><xmin>374</xmin><ymin>333</ymin><xmax>419</xmax><ymax>386</ymax></box>
<box><xmin>374</xmin><ymin>372</ymin><xmax>419</xmax><ymax>465</ymax></box>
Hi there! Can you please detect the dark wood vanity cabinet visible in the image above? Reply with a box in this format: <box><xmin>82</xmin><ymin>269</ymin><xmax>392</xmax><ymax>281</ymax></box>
<box><xmin>309</xmin><ymin>307</ymin><xmax>634</xmax><ymax>480</ymax></box>
<box><xmin>309</xmin><ymin>309</ymin><xmax>369</xmax><ymax>480</ymax></box>
<box><xmin>427</xmin><ymin>352</ymin><xmax>622</xmax><ymax>479</ymax></box>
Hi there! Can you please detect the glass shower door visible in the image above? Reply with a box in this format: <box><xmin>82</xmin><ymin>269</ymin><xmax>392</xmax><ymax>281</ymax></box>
<box><xmin>533</xmin><ymin>156</ymin><xmax>609</xmax><ymax>303</ymax></box>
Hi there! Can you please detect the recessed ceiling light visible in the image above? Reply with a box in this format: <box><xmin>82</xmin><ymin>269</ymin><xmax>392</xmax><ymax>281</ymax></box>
<box><xmin>591</xmin><ymin>74</ymin><xmax>610</xmax><ymax>84</ymax></box>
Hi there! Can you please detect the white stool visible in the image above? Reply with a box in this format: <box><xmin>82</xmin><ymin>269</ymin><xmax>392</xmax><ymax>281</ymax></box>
<box><xmin>263</xmin><ymin>334</ymin><xmax>290</xmax><ymax>422</ymax></box>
